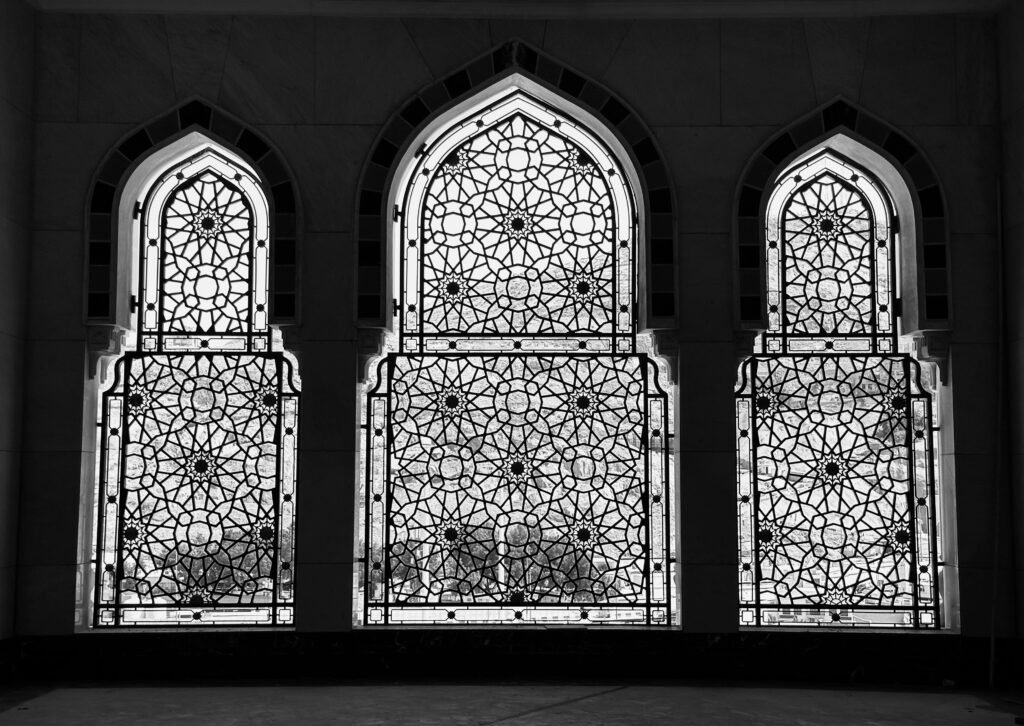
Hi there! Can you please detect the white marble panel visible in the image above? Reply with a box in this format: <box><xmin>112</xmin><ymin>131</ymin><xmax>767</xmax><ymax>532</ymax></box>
<box><xmin>79</xmin><ymin>15</ymin><xmax>177</xmax><ymax>123</ymax></box>
<box><xmin>605</xmin><ymin>20</ymin><xmax>721</xmax><ymax>126</ymax></box>
<box><xmin>721</xmin><ymin>19</ymin><xmax>817</xmax><ymax>126</ymax></box>
<box><xmin>219</xmin><ymin>16</ymin><xmax>316</xmax><ymax>124</ymax></box>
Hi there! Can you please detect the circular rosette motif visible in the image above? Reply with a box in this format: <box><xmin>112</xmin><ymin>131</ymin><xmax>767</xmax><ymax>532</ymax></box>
<box><xmin>120</xmin><ymin>517</ymin><xmax>146</xmax><ymax>550</ymax></box>
<box><xmin>549</xmin><ymin>497</ymin><xmax>647</xmax><ymax>601</ymax></box>
<box><xmin>493</xmin><ymin>376</ymin><xmax>543</xmax><ymax>427</ymax></box>
<box><xmin>558</xmin><ymin>200</ymin><xmax>609</xmax><ymax>246</ymax></box>
<box><xmin>802</xmin><ymin>265</ymin><xmax>858</xmax><ymax>315</ymax></box>
<box><xmin>388</xmin><ymin>486</ymin><xmax>488</xmax><ymax>600</ymax></box>
<box><xmin>809</xmin><ymin>511</ymin><xmax>860</xmax><ymax>562</ymax></box>
<box><xmin>873</xmin><ymin>445</ymin><xmax>910</xmax><ymax>493</ymax></box>
<box><xmin>811</xmin><ymin>211</ymin><xmax>842</xmax><ymax>242</ymax></box>
<box><xmin>173</xmin><ymin>508</ymin><xmax>225</xmax><ymax>558</ymax></box>
<box><xmin>474</xmin><ymin>426</ymin><xmax>560</xmax><ymax>502</ymax></box>
<box><xmin>182</xmin><ymin>263</ymin><xmax>234</xmax><ymax>312</ymax></box>
<box><xmin>124</xmin><ymin>442</ymin><xmax>160</xmax><ymax>491</ymax></box>
<box><xmin>568</xmin><ymin>274</ymin><xmax>600</xmax><ymax>305</ymax></box>
<box><xmin>493</xmin><ymin>264</ymin><xmax>543</xmax><ymax>313</ymax></box>
<box><xmin>885</xmin><ymin>521</ymin><xmax>913</xmax><ymax>556</ymax></box>
<box><xmin>753</xmin><ymin>390</ymin><xmax>779</xmax><ymax>417</ymax></box>
<box><xmin>755</xmin><ymin>520</ymin><xmax>784</xmax><ymax>556</ymax></box>
<box><xmin>543</xmin><ymin>360</ymin><xmax>643</xmax><ymax>444</ymax></box>
<box><xmin>126</xmin><ymin>385</ymin><xmax>152</xmax><ymax>417</ymax></box>
<box><xmin>192</xmin><ymin>208</ymin><xmax>223</xmax><ymax>241</ymax></box>
<box><xmin>755</xmin><ymin>445</ymin><xmax>792</xmax><ymax>492</ymax></box>
<box><xmin>493</xmin><ymin>135</ymin><xmax>543</xmax><ymax>184</ymax></box>
<box><xmin>821</xmin><ymin>588</ymin><xmax>853</xmax><ymax>607</ymax></box>
<box><xmin>502</xmin><ymin>210</ymin><xmax>534</xmax><ymax>240</ymax></box>
<box><xmin>178</xmin><ymin>375</ymin><xmax>228</xmax><ymax>425</ymax></box>
<box><xmin>565</xmin><ymin>517</ymin><xmax>601</xmax><ymax>552</ymax></box>
<box><xmin>427</xmin><ymin>200</ymin><xmax>479</xmax><ymax>246</ymax></box>
<box><xmin>244</xmin><ymin>442</ymin><xmax>279</xmax><ymax>489</ymax></box>
<box><xmin>437</xmin><ymin>386</ymin><xmax>468</xmax><ymax>418</ymax></box>
<box><xmin>804</xmin><ymin>377</ymin><xmax>854</xmax><ymax>428</ymax></box>
<box><xmin>438</xmin><ymin>275</ymin><xmax>468</xmax><ymax>305</ymax></box>
<box><xmin>436</xmin><ymin>518</ymin><xmax>468</xmax><ymax>552</ymax></box>
<box><xmin>493</xmin><ymin>509</ymin><xmax>543</xmax><ymax>561</ymax></box>
<box><xmin>427</xmin><ymin>443</ymin><xmax>477</xmax><ymax>491</ymax></box>
<box><xmin>253</xmin><ymin>517</ymin><xmax>277</xmax><ymax>548</ymax></box>
<box><xmin>557</xmin><ymin>443</ymin><xmax>609</xmax><ymax>493</ymax></box>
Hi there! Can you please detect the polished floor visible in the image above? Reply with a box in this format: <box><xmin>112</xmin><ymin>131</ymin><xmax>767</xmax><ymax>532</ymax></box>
<box><xmin>0</xmin><ymin>684</ymin><xmax>1021</xmax><ymax>725</ymax></box>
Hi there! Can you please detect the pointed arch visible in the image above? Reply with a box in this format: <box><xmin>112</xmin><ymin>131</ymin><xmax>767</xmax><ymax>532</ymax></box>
<box><xmin>734</xmin><ymin>114</ymin><xmax>955</xmax><ymax>629</ymax></box>
<box><xmin>84</xmin><ymin>129</ymin><xmax>301</xmax><ymax>628</ymax></box>
<box><xmin>391</xmin><ymin>74</ymin><xmax>642</xmax><ymax>347</ymax></box>
<box><xmin>354</xmin><ymin>41</ymin><xmax>678</xmax><ymax>364</ymax></box>
<box><xmin>356</xmin><ymin>72</ymin><xmax>677</xmax><ymax>627</ymax></box>
<box><xmin>733</xmin><ymin>98</ymin><xmax>951</xmax><ymax>337</ymax></box>
<box><xmin>84</xmin><ymin>98</ymin><xmax>301</xmax><ymax>329</ymax></box>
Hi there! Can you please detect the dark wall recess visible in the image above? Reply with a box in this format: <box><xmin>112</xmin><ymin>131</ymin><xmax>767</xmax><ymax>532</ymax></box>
<box><xmin>734</xmin><ymin>98</ymin><xmax>951</xmax><ymax>332</ymax></box>
<box><xmin>85</xmin><ymin>98</ymin><xmax>302</xmax><ymax>326</ymax></box>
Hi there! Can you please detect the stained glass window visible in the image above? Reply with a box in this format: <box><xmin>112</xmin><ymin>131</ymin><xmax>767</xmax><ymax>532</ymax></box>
<box><xmin>93</xmin><ymin>147</ymin><xmax>300</xmax><ymax>627</ymax></box>
<box><xmin>736</xmin><ymin>150</ymin><xmax>941</xmax><ymax>628</ymax></box>
<box><xmin>360</xmin><ymin>82</ymin><xmax>675</xmax><ymax>626</ymax></box>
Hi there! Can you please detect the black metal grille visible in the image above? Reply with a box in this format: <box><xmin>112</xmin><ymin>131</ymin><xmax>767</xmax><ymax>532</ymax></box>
<box><xmin>94</xmin><ymin>148</ymin><xmax>299</xmax><ymax>627</ymax></box>
<box><xmin>364</xmin><ymin>354</ymin><xmax>671</xmax><ymax>625</ymax></box>
<box><xmin>362</xmin><ymin>87</ymin><xmax>673</xmax><ymax>625</ymax></box>
<box><xmin>737</xmin><ymin>151</ymin><xmax>940</xmax><ymax>628</ymax></box>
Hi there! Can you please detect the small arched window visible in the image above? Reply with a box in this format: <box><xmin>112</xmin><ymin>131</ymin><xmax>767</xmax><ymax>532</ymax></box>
<box><xmin>93</xmin><ymin>139</ymin><xmax>300</xmax><ymax>627</ymax></box>
<box><xmin>736</xmin><ymin>147</ymin><xmax>943</xmax><ymax>628</ymax></box>
<box><xmin>359</xmin><ymin>76</ymin><xmax>675</xmax><ymax>626</ymax></box>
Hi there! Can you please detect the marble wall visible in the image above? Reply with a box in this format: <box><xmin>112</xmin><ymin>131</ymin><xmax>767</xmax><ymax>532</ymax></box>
<box><xmin>18</xmin><ymin>10</ymin><xmax>1008</xmax><ymax>638</ymax></box>
<box><xmin>0</xmin><ymin>0</ymin><xmax>33</xmax><ymax>640</ymax></box>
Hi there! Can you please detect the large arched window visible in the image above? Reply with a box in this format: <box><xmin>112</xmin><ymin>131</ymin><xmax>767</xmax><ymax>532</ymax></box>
<box><xmin>359</xmin><ymin>76</ymin><xmax>675</xmax><ymax>626</ymax></box>
<box><xmin>92</xmin><ymin>138</ymin><xmax>300</xmax><ymax>627</ymax></box>
<box><xmin>736</xmin><ymin>145</ymin><xmax>944</xmax><ymax>628</ymax></box>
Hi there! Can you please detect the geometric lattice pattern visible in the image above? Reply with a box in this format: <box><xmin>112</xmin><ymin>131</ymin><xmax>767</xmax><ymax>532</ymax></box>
<box><xmin>138</xmin><ymin>150</ymin><xmax>272</xmax><ymax>355</ymax></box>
<box><xmin>95</xmin><ymin>355</ymin><xmax>298</xmax><ymax>626</ymax></box>
<box><xmin>780</xmin><ymin>174</ymin><xmax>875</xmax><ymax>337</ymax></box>
<box><xmin>364</xmin><ymin>355</ymin><xmax>671</xmax><ymax>625</ymax></box>
<box><xmin>396</xmin><ymin>87</ymin><xmax>636</xmax><ymax>356</ymax></box>
<box><xmin>362</xmin><ymin>85</ymin><xmax>674</xmax><ymax>626</ymax></box>
<box><xmin>95</xmin><ymin>146</ymin><xmax>299</xmax><ymax>627</ymax></box>
<box><xmin>159</xmin><ymin>172</ymin><xmax>254</xmax><ymax>336</ymax></box>
<box><xmin>419</xmin><ymin>114</ymin><xmax>617</xmax><ymax>338</ymax></box>
<box><xmin>736</xmin><ymin>356</ymin><xmax>938</xmax><ymax>627</ymax></box>
<box><xmin>739</xmin><ymin>150</ymin><xmax>940</xmax><ymax>628</ymax></box>
<box><xmin>764</xmin><ymin>152</ymin><xmax>896</xmax><ymax>355</ymax></box>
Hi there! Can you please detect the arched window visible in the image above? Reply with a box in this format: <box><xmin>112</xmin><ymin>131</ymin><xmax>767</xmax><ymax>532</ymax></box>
<box><xmin>92</xmin><ymin>138</ymin><xmax>300</xmax><ymax>627</ymax></box>
<box><xmin>359</xmin><ymin>76</ymin><xmax>675</xmax><ymax>626</ymax></box>
<box><xmin>736</xmin><ymin>146</ymin><xmax>943</xmax><ymax>628</ymax></box>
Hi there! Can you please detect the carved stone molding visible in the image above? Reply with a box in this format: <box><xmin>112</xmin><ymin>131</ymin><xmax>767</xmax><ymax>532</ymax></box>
<box><xmin>734</xmin><ymin>329</ymin><xmax>761</xmax><ymax>365</ymax></box>
<box><xmin>914</xmin><ymin>331</ymin><xmax>951</xmax><ymax>384</ymax></box>
<box><xmin>357</xmin><ymin>327</ymin><xmax>385</xmax><ymax>383</ymax></box>
<box><xmin>649</xmin><ymin>329</ymin><xmax>679</xmax><ymax>383</ymax></box>
<box><xmin>86</xmin><ymin>324</ymin><xmax>127</xmax><ymax>379</ymax></box>
<box><xmin>279</xmin><ymin>325</ymin><xmax>303</xmax><ymax>356</ymax></box>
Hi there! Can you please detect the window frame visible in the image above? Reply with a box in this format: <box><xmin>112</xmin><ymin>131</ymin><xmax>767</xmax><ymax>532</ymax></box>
<box><xmin>355</xmin><ymin>74</ymin><xmax>679</xmax><ymax>627</ymax></box>
<box><xmin>736</xmin><ymin>133</ymin><xmax>957</xmax><ymax>631</ymax></box>
<box><xmin>79</xmin><ymin>131</ymin><xmax>301</xmax><ymax>631</ymax></box>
